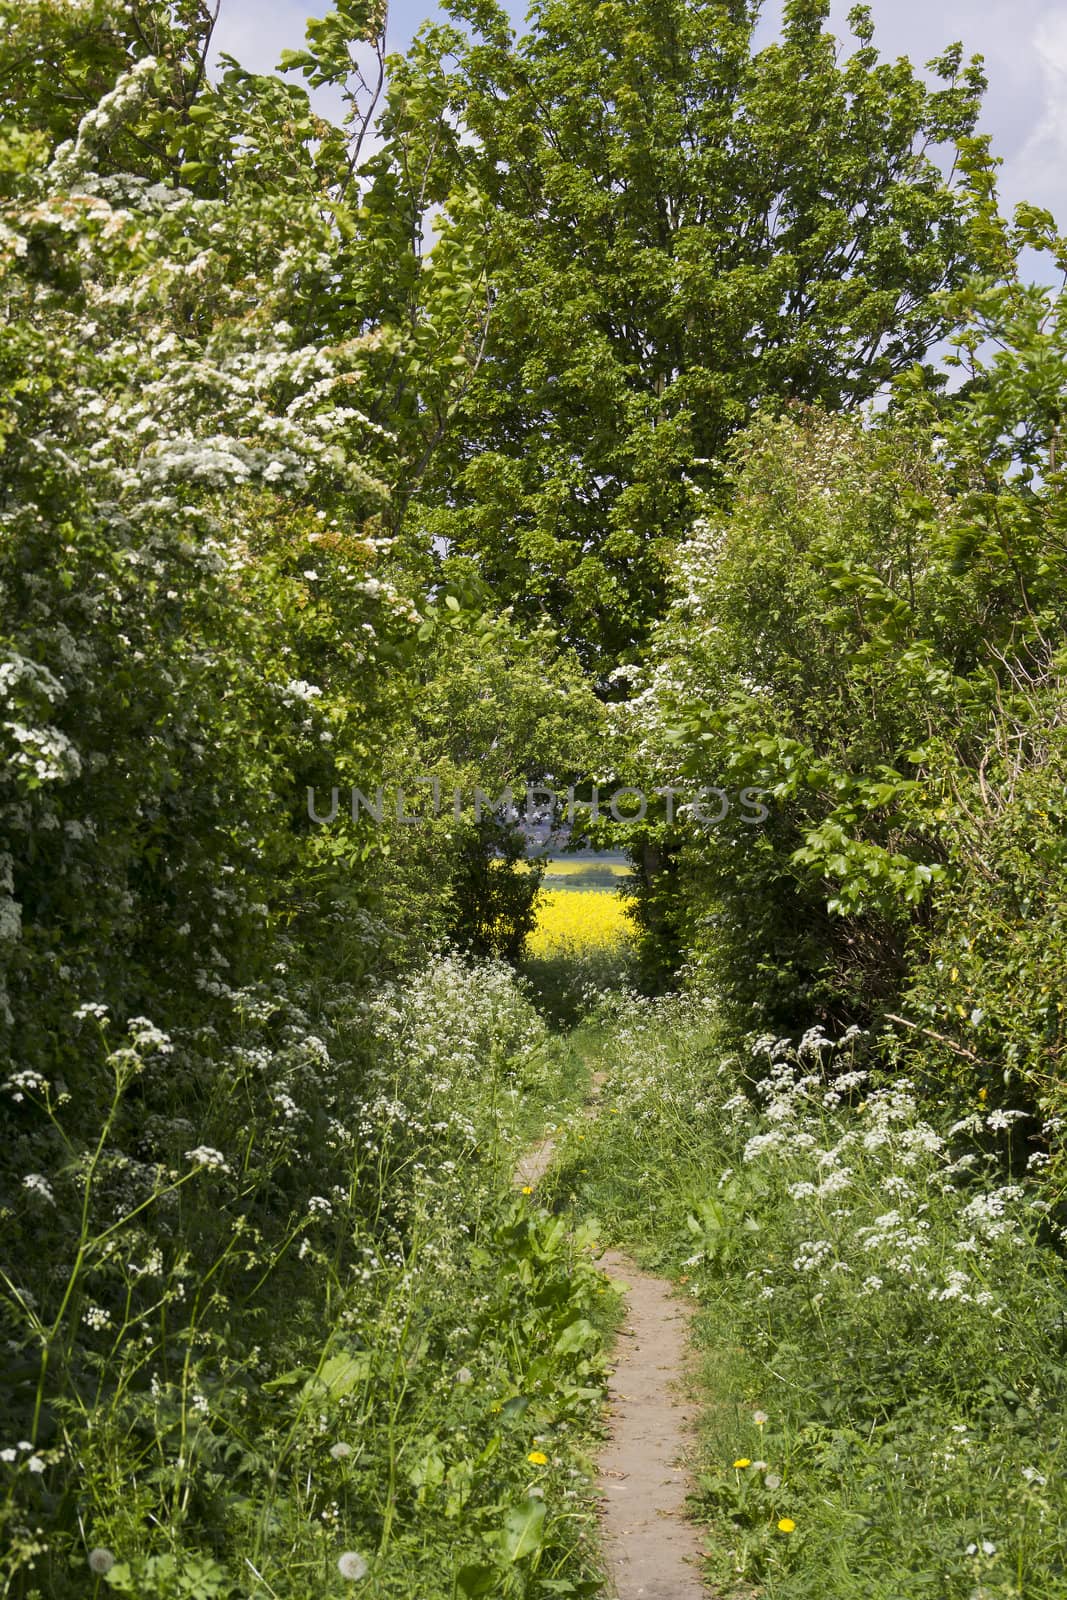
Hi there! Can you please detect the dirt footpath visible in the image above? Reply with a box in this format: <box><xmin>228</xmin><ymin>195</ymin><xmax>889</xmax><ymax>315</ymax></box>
<box><xmin>512</xmin><ymin>1069</ymin><xmax>710</xmax><ymax>1598</ymax></box>
<box><xmin>595</xmin><ymin>1251</ymin><xmax>709</xmax><ymax>1599</ymax></box>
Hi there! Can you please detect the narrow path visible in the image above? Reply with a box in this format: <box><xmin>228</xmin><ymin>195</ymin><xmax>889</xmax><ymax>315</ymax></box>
<box><xmin>513</xmin><ymin>1072</ymin><xmax>710</xmax><ymax>1599</ymax></box>
<box><xmin>595</xmin><ymin>1251</ymin><xmax>707</xmax><ymax>1599</ymax></box>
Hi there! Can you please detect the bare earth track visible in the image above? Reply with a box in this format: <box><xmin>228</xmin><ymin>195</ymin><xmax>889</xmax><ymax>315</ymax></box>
<box><xmin>513</xmin><ymin>1074</ymin><xmax>710</xmax><ymax>1598</ymax></box>
<box><xmin>595</xmin><ymin>1250</ymin><xmax>708</xmax><ymax>1598</ymax></box>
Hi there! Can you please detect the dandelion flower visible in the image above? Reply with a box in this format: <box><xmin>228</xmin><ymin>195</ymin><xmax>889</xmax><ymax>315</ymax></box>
<box><xmin>733</xmin><ymin>1458</ymin><xmax>751</xmax><ymax>1468</ymax></box>
<box><xmin>764</xmin><ymin>1472</ymin><xmax>782</xmax><ymax>1490</ymax></box>
<box><xmin>777</xmin><ymin>1518</ymin><xmax>796</xmax><ymax>1533</ymax></box>
<box><xmin>337</xmin><ymin>1551</ymin><xmax>368</xmax><ymax>1581</ymax></box>
<box><xmin>753</xmin><ymin>1410</ymin><xmax>768</xmax><ymax>1426</ymax></box>
<box><xmin>521</xmin><ymin>1185</ymin><xmax>533</xmax><ymax>1195</ymax></box>
<box><xmin>329</xmin><ymin>1442</ymin><xmax>352</xmax><ymax>1460</ymax></box>
<box><xmin>527</xmin><ymin>1450</ymin><xmax>548</xmax><ymax>1465</ymax></box>
<box><xmin>88</xmin><ymin>1548</ymin><xmax>115</xmax><ymax>1574</ymax></box>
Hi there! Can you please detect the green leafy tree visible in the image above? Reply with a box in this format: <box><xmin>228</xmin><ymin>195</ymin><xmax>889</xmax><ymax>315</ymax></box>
<box><xmin>363</xmin><ymin>605</ymin><xmax>606</xmax><ymax>959</ymax></box>
<box><xmin>417</xmin><ymin>0</ymin><xmax>987</xmax><ymax>669</ymax></box>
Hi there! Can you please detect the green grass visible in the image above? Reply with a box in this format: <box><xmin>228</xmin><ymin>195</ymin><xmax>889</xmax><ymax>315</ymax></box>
<box><xmin>518</xmin><ymin>945</ymin><xmax>636</xmax><ymax>1030</ymax></box>
<box><xmin>542</xmin><ymin>993</ymin><xmax>1067</xmax><ymax>1600</ymax></box>
<box><xmin>17</xmin><ymin>950</ymin><xmax>1066</xmax><ymax>1600</ymax></box>
<box><xmin>0</xmin><ymin>957</ymin><xmax>607</xmax><ymax>1600</ymax></box>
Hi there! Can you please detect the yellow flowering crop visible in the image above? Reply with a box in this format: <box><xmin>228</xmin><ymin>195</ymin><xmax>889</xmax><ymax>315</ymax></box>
<box><xmin>526</xmin><ymin>888</ymin><xmax>635</xmax><ymax>955</ymax></box>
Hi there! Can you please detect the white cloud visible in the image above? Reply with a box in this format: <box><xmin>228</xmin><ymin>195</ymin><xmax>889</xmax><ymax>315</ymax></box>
<box><xmin>1008</xmin><ymin>9</ymin><xmax>1067</xmax><ymax>215</ymax></box>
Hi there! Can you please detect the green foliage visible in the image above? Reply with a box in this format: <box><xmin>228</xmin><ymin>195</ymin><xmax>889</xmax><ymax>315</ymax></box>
<box><xmin>0</xmin><ymin>23</ymin><xmax>605</xmax><ymax>1595</ymax></box>
<box><xmin>4</xmin><ymin>1</ymin><xmax>1067</xmax><ymax>1595</ymax></box>
<box><xmin>621</xmin><ymin>409</ymin><xmax>959</xmax><ymax>1024</ymax></box>
<box><xmin>376</xmin><ymin>612</ymin><xmax>605</xmax><ymax>961</ymax></box>
<box><xmin>625</xmin><ymin>211</ymin><xmax>1067</xmax><ymax>1072</ymax></box>
<box><xmin>417</xmin><ymin>0</ymin><xmax>986</xmax><ymax>666</ymax></box>
<box><xmin>549</xmin><ymin>997</ymin><xmax>1067</xmax><ymax>1599</ymax></box>
<box><xmin>0</xmin><ymin>956</ymin><xmax>607</xmax><ymax>1597</ymax></box>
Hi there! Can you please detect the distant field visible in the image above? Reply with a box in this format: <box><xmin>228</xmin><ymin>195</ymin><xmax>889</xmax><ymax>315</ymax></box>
<box><xmin>526</xmin><ymin>888</ymin><xmax>635</xmax><ymax>954</ymax></box>
<box><xmin>524</xmin><ymin>854</ymin><xmax>635</xmax><ymax>954</ymax></box>
<box><xmin>540</xmin><ymin>855</ymin><xmax>632</xmax><ymax>893</ymax></box>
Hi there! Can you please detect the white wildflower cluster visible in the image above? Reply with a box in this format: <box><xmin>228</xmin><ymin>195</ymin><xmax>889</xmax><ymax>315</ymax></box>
<box><xmin>2</xmin><ymin>721</ymin><xmax>82</xmax><ymax>786</ymax></box>
<box><xmin>592</xmin><ymin>1011</ymin><xmax>1045</xmax><ymax>1337</ymax></box>
<box><xmin>21</xmin><ymin>1173</ymin><xmax>55</xmax><ymax>1204</ymax></box>
<box><xmin>0</xmin><ymin>653</ymin><xmax>66</xmax><ymax>712</ymax></box>
<box><xmin>184</xmin><ymin>1146</ymin><xmax>231</xmax><ymax>1174</ymax></box>
<box><xmin>73</xmin><ymin>1002</ymin><xmax>109</xmax><ymax>1022</ymax></box>
<box><xmin>0</xmin><ymin>1441</ymin><xmax>47</xmax><ymax>1473</ymax></box>
<box><xmin>48</xmin><ymin>56</ymin><xmax>160</xmax><ymax>189</ymax></box>
<box><xmin>281</xmin><ymin>680</ymin><xmax>323</xmax><ymax>705</ymax></box>
<box><xmin>127</xmin><ymin>1017</ymin><xmax>173</xmax><ymax>1056</ymax></box>
<box><xmin>728</xmin><ymin>1039</ymin><xmax>1037</xmax><ymax>1316</ymax></box>
<box><xmin>5</xmin><ymin>1068</ymin><xmax>47</xmax><ymax>1102</ymax></box>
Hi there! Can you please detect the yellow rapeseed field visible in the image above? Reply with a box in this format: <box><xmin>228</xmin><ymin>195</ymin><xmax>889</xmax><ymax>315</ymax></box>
<box><xmin>526</xmin><ymin>886</ymin><xmax>636</xmax><ymax>954</ymax></box>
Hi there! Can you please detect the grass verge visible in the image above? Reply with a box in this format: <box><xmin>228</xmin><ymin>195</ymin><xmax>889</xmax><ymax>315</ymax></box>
<box><xmin>543</xmin><ymin>991</ymin><xmax>1067</xmax><ymax>1600</ymax></box>
<box><xmin>1</xmin><ymin>956</ymin><xmax>606</xmax><ymax>1599</ymax></box>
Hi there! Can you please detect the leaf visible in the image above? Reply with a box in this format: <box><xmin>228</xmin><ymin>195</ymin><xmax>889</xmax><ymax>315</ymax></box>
<box><xmin>457</xmin><ymin>1565</ymin><xmax>498</xmax><ymax>1597</ymax></box>
<box><xmin>278</xmin><ymin>48</ymin><xmax>317</xmax><ymax>71</ymax></box>
<box><xmin>302</xmin><ymin>1351</ymin><xmax>371</xmax><ymax>1401</ymax></box>
<box><xmin>261</xmin><ymin>1367</ymin><xmax>308</xmax><ymax>1392</ymax></box>
<box><xmin>502</xmin><ymin>1496</ymin><xmax>546</xmax><ymax>1562</ymax></box>
<box><xmin>553</xmin><ymin>1317</ymin><xmax>597</xmax><ymax>1356</ymax></box>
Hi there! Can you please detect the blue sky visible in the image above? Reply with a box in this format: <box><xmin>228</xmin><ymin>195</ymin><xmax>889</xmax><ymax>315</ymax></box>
<box><xmin>211</xmin><ymin>0</ymin><xmax>1066</xmax><ymax>225</ymax></box>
